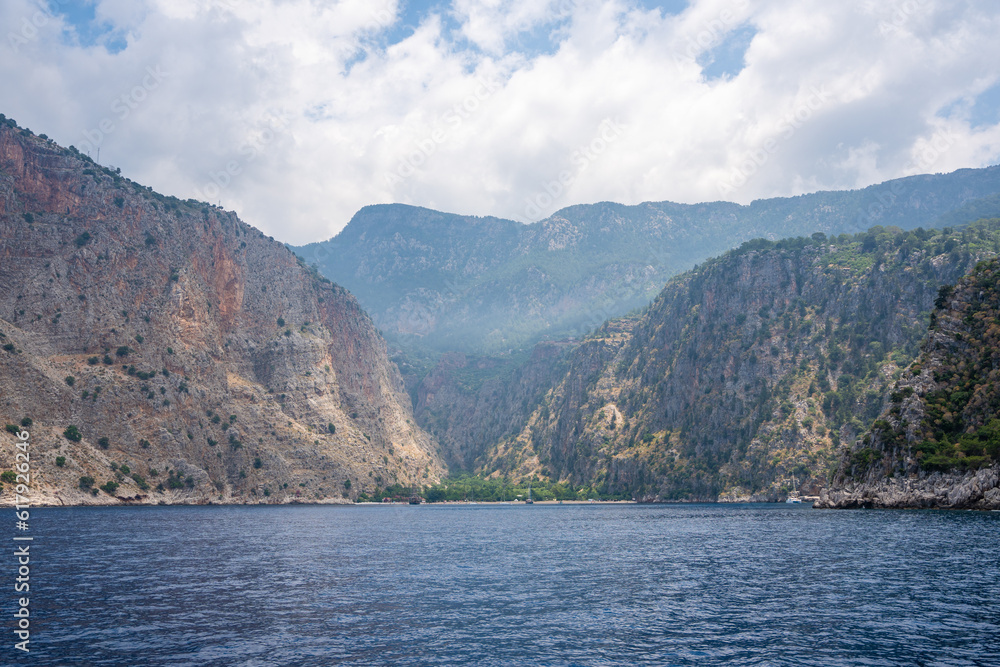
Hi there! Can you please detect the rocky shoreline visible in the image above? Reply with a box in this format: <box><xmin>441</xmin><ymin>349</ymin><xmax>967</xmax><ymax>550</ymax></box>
<box><xmin>815</xmin><ymin>465</ymin><xmax>1000</xmax><ymax>510</ymax></box>
<box><xmin>0</xmin><ymin>488</ymin><xmax>357</xmax><ymax>507</ymax></box>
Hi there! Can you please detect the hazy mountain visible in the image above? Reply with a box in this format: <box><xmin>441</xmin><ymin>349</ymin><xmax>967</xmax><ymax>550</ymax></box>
<box><xmin>294</xmin><ymin>167</ymin><xmax>1000</xmax><ymax>354</ymax></box>
<box><xmin>0</xmin><ymin>117</ymin><xmax>443</xmax><ymax>505</ymax></box>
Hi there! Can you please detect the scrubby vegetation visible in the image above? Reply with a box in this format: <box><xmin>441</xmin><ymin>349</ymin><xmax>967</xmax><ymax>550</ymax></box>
<box><xmin>849</xmin><ymin>257</ymin><xmax>1000</xmax><ymax>476</ymax></box>
<box><xmin>356</xmin><ymin>474</ymin><xmax>630</xmax><ymax>503</ymax></box>
<box><xmin>471</xmin><ymin>221</ymin><xmax>1000</xmax><ymax>500</ymax></box>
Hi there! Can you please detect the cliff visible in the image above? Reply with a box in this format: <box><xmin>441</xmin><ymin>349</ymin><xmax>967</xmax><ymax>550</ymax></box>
<box><xmin>819</xmin><ymin>257</ymin><xmax>1000</xmax><ymax>509</ymax></box>
<box><xmin>419</xmin><ymin>224</ymin><xmax>1000</xmax><ymax>500</ymax></box>
<box><xmin>0</xmin><ymin>117</ymin><xmax>444</xmax><ymax>505</ymax></box>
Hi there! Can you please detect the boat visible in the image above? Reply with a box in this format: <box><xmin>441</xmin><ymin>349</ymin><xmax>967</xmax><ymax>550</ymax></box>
<box><xmin>785</xmin><ymin>475</ymin><xmax>802</xmax><ymax>504</ymax></box>
<box><xmin>525</xmin><ymin>485</ymin><xmax>533</xmax><ymax>505</ymax></box>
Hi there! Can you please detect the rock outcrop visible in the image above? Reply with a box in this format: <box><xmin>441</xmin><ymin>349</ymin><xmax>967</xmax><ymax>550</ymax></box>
<box><xmin>817</xmin><ymin>467</ymin><xmax>1000</xmax><ymax>509</ymax></box>
<box><xmin>0</xmin><ymin>117</ymin><xmax>443</xmax><ymax>505</ymax></box>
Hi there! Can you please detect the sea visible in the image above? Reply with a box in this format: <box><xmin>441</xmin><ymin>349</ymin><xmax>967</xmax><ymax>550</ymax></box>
<box><xmin>12</xmin><ymin>503</ymin><xmax>1000</xmax><ymax>666</ymax></box>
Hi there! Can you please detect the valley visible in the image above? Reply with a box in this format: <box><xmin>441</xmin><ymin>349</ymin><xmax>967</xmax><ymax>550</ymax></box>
<box><xmin>3</xmin><ymin>114</ymin><xmax>998</xmax><ymax>508</ymax></box>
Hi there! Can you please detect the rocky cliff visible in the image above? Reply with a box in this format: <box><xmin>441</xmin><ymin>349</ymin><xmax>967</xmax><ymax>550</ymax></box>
<box><xmin>819</xmin><ymin>257</ymin><xmax>1000</xmax><ymax>509</ymax></box>
<box><xmin>421</xmin><ymin>223</ymin><xmax>1000</xmax><ymax>500</ymax></box>
<box><xmin>0</xmin><ymin>117</ymin><xmax>443</xmax><ymax>505</ymax></box>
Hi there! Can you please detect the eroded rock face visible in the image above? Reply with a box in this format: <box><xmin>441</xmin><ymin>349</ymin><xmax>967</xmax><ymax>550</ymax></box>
<box><xmin>817</xmin><ymin>466</ymin><xmax>1000</xmax><ymax>510</ymax></box>
<box><xmin>0</xmin><ymin>122</ymin><xmax>444</xmax><ymax>505</ymax></box>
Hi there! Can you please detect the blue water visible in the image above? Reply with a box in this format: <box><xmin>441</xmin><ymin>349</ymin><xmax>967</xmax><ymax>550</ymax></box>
<box><xmin>12</xmin><ymin>504</ymin><xmax>1000</xmax><ymax>666</ymax></box>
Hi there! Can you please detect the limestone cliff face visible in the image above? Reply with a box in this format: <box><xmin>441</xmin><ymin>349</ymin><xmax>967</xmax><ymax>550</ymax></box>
<box><xmin>0</xmin><ymin>120</ymin><xmax>443</xmax><ymax>505</ymax></box>
<box><xmin>819</xmin><ymin>257</ymin><xmax>1000</xmax><ymax>509</ymax></box>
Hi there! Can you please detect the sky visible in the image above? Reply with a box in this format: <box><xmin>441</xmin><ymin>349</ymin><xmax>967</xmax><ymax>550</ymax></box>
<box><xmin>2</xmin><ymin>0</ymin><xmax>1000</xmax><ymax>244</ymax></box>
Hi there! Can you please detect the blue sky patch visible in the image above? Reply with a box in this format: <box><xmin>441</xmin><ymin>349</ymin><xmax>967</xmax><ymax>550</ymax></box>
<box><xmin>698</xmin><ymin>23</ymin><xmax>755</xmax><ymax>81</ymax></box>
<box><xmin>635</xmin><ymin>0</ymin><xmax>689</xmax><ymax>16</ymax></box>
<box><xmin>372</xmin><ymin>0</ymin><xmax>691</xmax><ymax>59</ymax></box>
<box><xmin>969</xmin><ymin>81</ymin><xmax>1000</xmax><ymax>129</ymax></box>
<box><xmin>937</xmin><ymin>81</ymin><xmax>1000</xmax><ymax>129</ymax></box>
<box><xmin>47</xmin><ymin>0</ymin><xmax>127</xmax><ymax>53</ymax></box>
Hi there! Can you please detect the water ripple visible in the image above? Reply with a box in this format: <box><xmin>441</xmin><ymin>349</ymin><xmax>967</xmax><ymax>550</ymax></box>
<box><xmin>24</xmin><ymin>504</ymin><xmax>1000</xmax><ymax>666</ymax></box>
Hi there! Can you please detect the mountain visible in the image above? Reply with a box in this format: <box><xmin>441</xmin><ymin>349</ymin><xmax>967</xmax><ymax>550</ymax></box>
<box><xmin>7</xmin><ymin>110</ymin><xmax>998</xmax><ymax>508</ymax></box>
<box><xmin>416</xmin><ymin>222</ymin><xmax>1000</xmax><ymax>500</ymax></box>
<box><xmin>819</xmin><ymin>258</ymin><xmax>1000</xmax><ymax>509</ymax></box>
<box><xmin>293</xmin><ymin>168</ymin><xmax>1000</xmax><ymax>354</ymax></box>
<box><xmin>0</xmin><ymin>116</ymin><xmax>443</xmax><ymax>505</ymax></box>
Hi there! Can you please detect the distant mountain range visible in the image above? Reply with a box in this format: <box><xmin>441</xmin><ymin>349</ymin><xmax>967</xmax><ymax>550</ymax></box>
<box><xmin>294</xmin><ymin>167</ymin><xmax>1000</xmax><ymax>354</ymax></box>
<box><xmin>3</xmin><ymin>111</ymin><xmax>998</xmax><ymax>509</ymax></box>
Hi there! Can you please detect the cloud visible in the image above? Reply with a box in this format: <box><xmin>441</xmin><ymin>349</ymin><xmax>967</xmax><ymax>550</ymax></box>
<box><xmin>450</xmin><ymin>0</ymin><xmax>566</xmax><ymax>54</ymax></box>
<box><xmin>1</xmin><ymin>0</ymin><xmax>1000</xmax><ymax>243</ymax></box>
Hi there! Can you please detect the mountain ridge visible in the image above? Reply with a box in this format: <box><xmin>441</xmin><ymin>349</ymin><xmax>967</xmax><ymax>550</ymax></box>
<box><xmin>294</xmin><ymin>165</ymin><xmax>1000</xmax><ymax>354</ymax></box>
<box><xmin>415</xmin><ymin>222</ymin><xmax>1000</xmax><ymax>501</ymax></box>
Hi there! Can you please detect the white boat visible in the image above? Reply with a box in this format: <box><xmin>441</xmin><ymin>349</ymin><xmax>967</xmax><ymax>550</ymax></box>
<box><xmin>785</xmin><ymin>476</ymin><xmax>802</xmax><ymax>503</ymax></box>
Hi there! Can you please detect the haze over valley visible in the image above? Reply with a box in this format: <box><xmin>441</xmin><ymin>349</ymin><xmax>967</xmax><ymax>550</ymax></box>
<box><xmin>4</xmin><ymin>2</ymin><xmax>1000</xmax><ymax>662</ymax></box>
<box><xmin>2</xmin><ymin>115</ymin><xmax>998</xmax><ymax>509</ymax></box>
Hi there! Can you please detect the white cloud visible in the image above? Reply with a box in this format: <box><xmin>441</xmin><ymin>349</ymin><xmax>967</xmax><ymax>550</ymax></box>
<box><xmin>1</xmin><ymin>0</ymin><xmax>1000</xmax><ymax>243</ymax></box>
<box><xmin>451</xmin><ymin>0</ymin><xmax>565</xmax><ymax>53</ymax></box>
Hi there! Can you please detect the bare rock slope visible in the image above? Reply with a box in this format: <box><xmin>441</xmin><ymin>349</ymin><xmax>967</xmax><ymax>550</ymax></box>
<box><xmin>0</xmin><ymin>118</ymin><xmax>443</xmax><ymax>505</ymax></box>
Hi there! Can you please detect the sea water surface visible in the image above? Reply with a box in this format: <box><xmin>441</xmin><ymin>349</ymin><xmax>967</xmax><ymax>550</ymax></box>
<box><xmin>16</xmin><ymin>503</ymin><xmax>1000</xmax><ymax>666</ymax></box>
